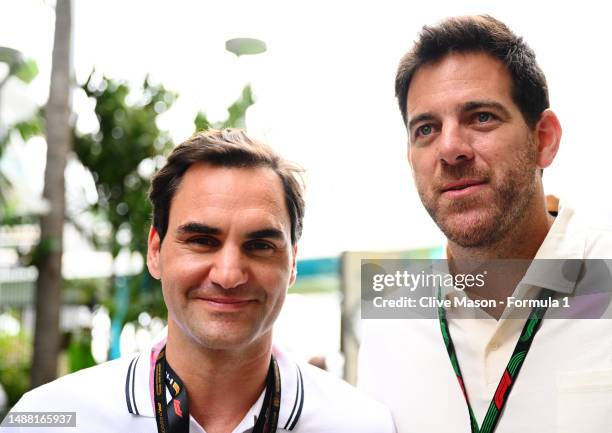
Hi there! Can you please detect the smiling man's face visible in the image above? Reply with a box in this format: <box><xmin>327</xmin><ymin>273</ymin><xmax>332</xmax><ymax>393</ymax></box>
<box><xmin>147</xmin><ymin>163</ymin><xmax>296</xmax><ymax>352</ymax></box>
<box><xmin>406</xmin><ymin>52</ymin><xmax>540</xmax><ymax>247</ymax></box>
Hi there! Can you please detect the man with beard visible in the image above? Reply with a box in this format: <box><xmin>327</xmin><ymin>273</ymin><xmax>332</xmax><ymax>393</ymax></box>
<box><xmin>358</xmin><ymin>15</ymin><xmax>612</xmax><ymax>433</ymax></box>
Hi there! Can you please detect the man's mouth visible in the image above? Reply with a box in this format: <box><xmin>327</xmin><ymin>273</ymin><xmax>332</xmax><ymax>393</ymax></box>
<box><xmin>440</xmin><ymin>179</ymin><xmax>487</xmax><ymax>197</ymax></box>
<box><xmin>193</xmin><ymin>295</ymin><xmax>257</xmax><ymax>311</ymax></box>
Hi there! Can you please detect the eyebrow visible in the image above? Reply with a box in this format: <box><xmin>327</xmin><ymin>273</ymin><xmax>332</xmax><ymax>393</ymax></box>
<box><xmin>176</xmin><ymin>222</ymin><xmax>221</xmax><ymax>236</ymax></box>
<box><xmin>407</xmin><ymin>113</ymin><xmax>437</xmax><ymax>132</ymax></box>
<box><xmin>461</xmin><ymin>100</ymin><xmax>511</xmax><ymax>118</ymax></box>
<box><xmin>246</xmin><ymin>228</ymin><xmax>285</xmax><ymax>240</ymax></box>
<box><xmin>175</xmin><ymin>223</ymin><xmax>285</xmax><ymax>241</ymax></box>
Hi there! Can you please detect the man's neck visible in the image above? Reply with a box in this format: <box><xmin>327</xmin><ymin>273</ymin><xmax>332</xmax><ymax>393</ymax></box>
<box><xmin>165</xmin><ymin>323</ymin><xmax>273</xmax><ymax>433</ymax></box>
<box><xmin>447</xmin><ymin>201</ymin><xmax>555</xmax><ymax>319</ymax></box>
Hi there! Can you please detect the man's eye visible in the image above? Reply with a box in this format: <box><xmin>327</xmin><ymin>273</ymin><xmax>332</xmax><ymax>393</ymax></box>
<box><xmin>416</xmin><ymin>124</ymin><xmax>433</xmax><ymax>137</ymax></box>
<box><xmin>476</xmin><ymin>112</ymin><xmax>493</xmax><ymax>123</ymax></box>
<box><xmin>244</xmin><ymin>240</ymin><xmax>275</xmax><ymax>252</ymax></box>
<box><xmin>188</xmin><ymin>237</ymin><xmax>219</xmax><ymax>247</ymax></box>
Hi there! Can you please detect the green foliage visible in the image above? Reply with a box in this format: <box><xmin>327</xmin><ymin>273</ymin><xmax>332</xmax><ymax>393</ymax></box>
<box><xmin>21</xmin><ymin>236</ymin><xmax>59</xmax><ymax>268</ymax></box>
<box><xmin>73</xmin><ymin>73</ymin><xmax>179</xmax><ymax>322</ymax></box>
<box><xmin>0</xmin><ymin>181</ymin><xmax>20</xmax><ymax>224</ymax></box>
<box><xmin>0</xmin><ymin>111</ymin><xmax>44</xmax><ymax>192</ymax></box>
<box><xmin>67</xmin><ymin>330</ymin><xmax>96</xmax><ymax>373</ymax></box>
<box><xmin>0</xmin><ymin>49</ymin><xmax>40</xmax><ymax>220</ymax></box>
<box><xmin>13</xmin><ymin>112</ymin><xmax>44</xmax><ymax>142</ymax></box>
<box><xmin>123</xmin><ymin>271</ymin><xmax>167</xmax><ymax>322</ymax></box>
<box><xmin>0</xmin><ymin>333</ymin><xmax>31</xmax><ymax>409</ymax></box>
<box><xmin>194</xmin><ymin>84</ymin><xmax>254</xmax><ymax>131</ymax></box>
<box><xmin>13</xmin><ymin>59</ymin><xmax>39</xmax><ymax>84</ymax></box>
<box><xmin>74</xmin><ymin>74</ymin><xmax>176</xmax><ymax>258</ymax></box>
<box><xmin>62</xmin><ymin>277</ymin><xmax>109</xmax><ymax>305</ymax></box>
<box><xmin>0</xmin><ymin>47</ymin><xmax>21</xmax><ymax>69</ymax></box>
<box><xmin>0</xmin><ymin>47</ymin><xmax>39</xmax><ymax>83</ymax></box>
<box><xmin>0</xmin><ymin>49</ymin><xmax>41</xmax><ymax>156</ymax></box>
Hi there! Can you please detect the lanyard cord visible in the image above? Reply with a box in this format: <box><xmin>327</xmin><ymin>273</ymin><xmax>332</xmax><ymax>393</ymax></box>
<box><xmin>438</xmin><ymin>288</ymin><xmax>553</xmax><ymax>433</ymax></box>
<box><xmin>154</xmin><ymin>345</ymin><xmax>281</xmax><ymax>433</ymax></box>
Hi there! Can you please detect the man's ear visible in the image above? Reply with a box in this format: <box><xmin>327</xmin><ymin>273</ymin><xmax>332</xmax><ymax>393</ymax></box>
<box><xmin>534</xmin><ymin>109</ymin><xmax>561</xmax><ymax>169</ymax></box>
<box><xmin>288</xmin><ymin>244</ymin><xmax>298</xmax><ymax>288</ymax></box>
<box><xmin>147</xmin><ymin>226</ymin><xmax>162</xmax><ymax>280</ymax></box>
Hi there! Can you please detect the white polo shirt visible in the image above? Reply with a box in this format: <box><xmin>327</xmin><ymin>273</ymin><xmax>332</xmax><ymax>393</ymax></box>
<box><xmin>4</xmin><ymin>339</ymin><xmax>395</xmax><ymax>432</ymax></box>
<box><xmin>359</xmin><ymin>202</ymin><xmax>612</xmax><ymax>433</ymax></box>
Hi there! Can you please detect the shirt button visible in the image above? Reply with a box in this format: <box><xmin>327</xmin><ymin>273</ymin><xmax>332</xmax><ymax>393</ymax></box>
<box><xmin>490</xmin><ymin>342</ymin><xmax>500</xmax><ymax>350</ymax></box>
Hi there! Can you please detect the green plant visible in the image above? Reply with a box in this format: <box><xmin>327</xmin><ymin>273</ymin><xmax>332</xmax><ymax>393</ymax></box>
<box><xmin>0</xmin><ymin>333</ymin><xmax>31</xmax><ymax>409</ymax></box>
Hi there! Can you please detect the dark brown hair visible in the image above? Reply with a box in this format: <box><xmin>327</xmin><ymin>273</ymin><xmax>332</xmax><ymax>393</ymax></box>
<box><xmin>149</xmin><ymin>128</ymin><xmax>305</xmax><ymax>245</ymax></box>
<box><xmin>395</xmin><ymin>15</ymin><xmax>549</xmax><ymax>129</ymax></box>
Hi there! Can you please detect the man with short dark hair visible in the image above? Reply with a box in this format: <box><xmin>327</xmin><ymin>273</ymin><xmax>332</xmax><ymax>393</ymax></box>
<box><xmin>4</xmin><ymin>129</ymin><xmax>395</xmax><ymax>433</ymax></box>
<box><xmin>359</xmin><ymin>15</ymin><xmax>612</xmax><ymax>433</ymax></box>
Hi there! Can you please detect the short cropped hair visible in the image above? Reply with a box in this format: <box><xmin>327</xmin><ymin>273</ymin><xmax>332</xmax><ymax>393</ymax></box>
<box><xmin>149</xmin><ymin>128</ymin><xmax>305</xmax><ymax>245</ymax></box>
<box><xmin>395</xmin><ymin>15</ymin><xmax>549</xmax><ymax>129</ymax></box>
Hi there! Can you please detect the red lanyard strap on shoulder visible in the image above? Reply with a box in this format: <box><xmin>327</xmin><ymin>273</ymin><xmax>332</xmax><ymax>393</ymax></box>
<box><xmin>438</xmin><ymin>288</ymin><xmax>553</xmax><ymax>433</ymax></box>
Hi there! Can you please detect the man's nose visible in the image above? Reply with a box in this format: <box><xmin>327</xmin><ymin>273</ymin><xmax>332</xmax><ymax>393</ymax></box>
<box><xmin>437</xmin><ymin>123</ymin><xmax>474</xmax><ymax>166</ymax></box>
<box><xmin>209</xmin><ymin>245</ymin><xmax>248</xmax><ymax>289</ymax></box>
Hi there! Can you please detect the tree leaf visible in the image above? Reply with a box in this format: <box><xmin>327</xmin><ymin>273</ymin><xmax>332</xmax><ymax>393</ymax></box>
<box><xmin>13</xmin><ymin>59</ymin><xmax>39</xmax><ymax>83</ymax></box>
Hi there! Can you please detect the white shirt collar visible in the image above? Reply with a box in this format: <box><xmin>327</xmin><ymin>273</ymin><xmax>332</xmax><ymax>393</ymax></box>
<box><xmin>125</xmin><ymin>336</ymin><xmax>305</xmax><ymax>432</ymax></box>
<box><xmin>521</xmin><ymin>200</ymin><xmax>587</xmax><ymax>294</ymax></box>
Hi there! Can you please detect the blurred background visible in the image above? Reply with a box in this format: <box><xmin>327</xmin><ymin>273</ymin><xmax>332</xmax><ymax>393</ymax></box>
<box><xmin>1</xmin><ymin>0</ymin><xmax>611</xmax><ymax>416</ymax></box>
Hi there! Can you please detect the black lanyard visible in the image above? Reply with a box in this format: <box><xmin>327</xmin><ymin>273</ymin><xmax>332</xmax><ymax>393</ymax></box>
<box><xmin>153</xmin><ymin>345</ymin><xmax>281</xmax><ymax>433</ymax></box>
<box><xmin>438</xmin><ymin>288</ymin><xmax>553</xmax><ymax>433</ymax></box>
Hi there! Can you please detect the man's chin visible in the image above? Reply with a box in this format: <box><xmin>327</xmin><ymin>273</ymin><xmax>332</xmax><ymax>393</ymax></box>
<box><xmin>181</xmin><ymin>319</ymin><xmax>258</xmax><ymax>351</ymax></box>
<box><xmin>436</xmin><ymin>210</ymin><xmax>501</xmax><ymax>248</ymax></box>
<box><xmin>191</xmin><ymin>331</ymin><xmax>256</xmax><ymax>351</ymax></box>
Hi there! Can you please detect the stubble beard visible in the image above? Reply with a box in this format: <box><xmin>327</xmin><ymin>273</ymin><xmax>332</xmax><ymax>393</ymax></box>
<box><xmin>419</xmin><ymin>138</ymin><xmax>538</xmax><ymax>248</ymax></box>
